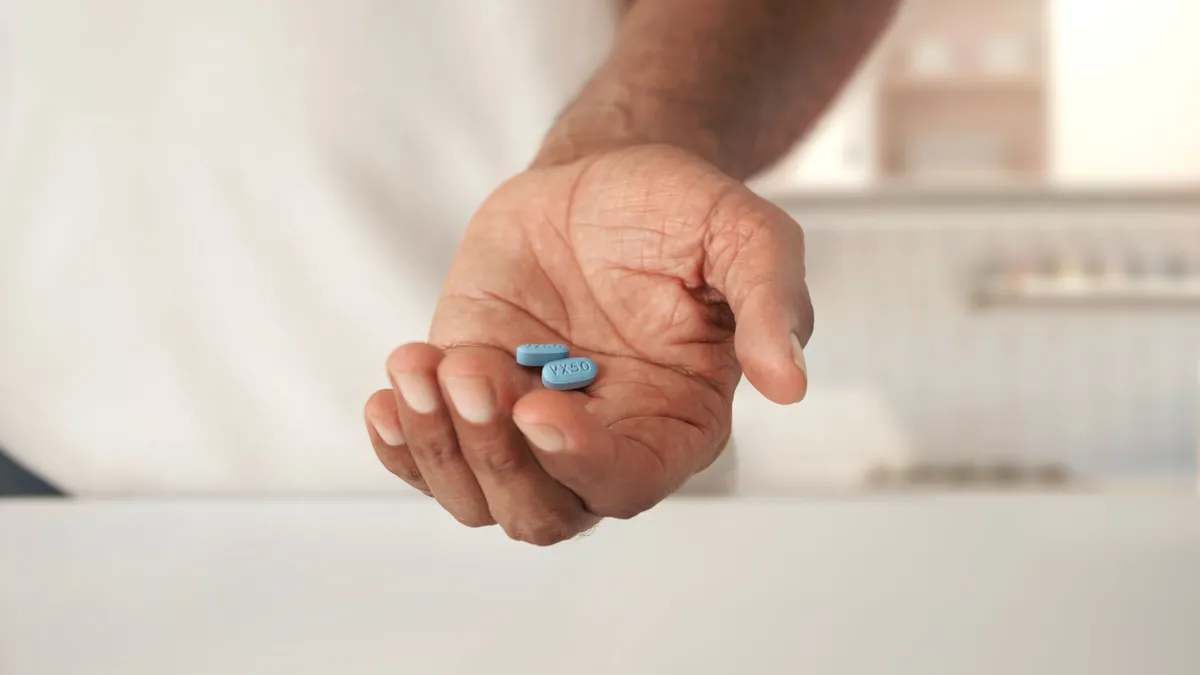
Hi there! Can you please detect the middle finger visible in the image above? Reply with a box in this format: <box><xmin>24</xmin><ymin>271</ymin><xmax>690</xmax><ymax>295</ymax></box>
<box><xmin>438</xmin><ymin>345</ymin><xmax>598</xmax><ymax>545</ymax></box>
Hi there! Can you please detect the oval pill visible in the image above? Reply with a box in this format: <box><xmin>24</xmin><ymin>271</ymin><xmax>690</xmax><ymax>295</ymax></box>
<box><xmin>541</xmin><ymin>357</ymin><xmax>597</xmax><ymax>391</ymax></box>
<box><xmin>515</xmin><ymin>343</ymin><xmax>570</xmax><ymax>367</ymax></box>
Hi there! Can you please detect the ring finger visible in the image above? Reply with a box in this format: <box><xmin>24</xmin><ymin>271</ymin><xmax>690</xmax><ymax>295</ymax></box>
<box><xmin>438</xmin><ymin>346</ymin><xmax>597</xmax><ymax>545</ymax></box>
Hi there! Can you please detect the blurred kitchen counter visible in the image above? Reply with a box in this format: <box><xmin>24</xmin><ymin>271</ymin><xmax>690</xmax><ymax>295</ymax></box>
<box><xmin>3</xmin><ymin>496</ymin><xmax>1199</xmax><ymax>675</ymax></box>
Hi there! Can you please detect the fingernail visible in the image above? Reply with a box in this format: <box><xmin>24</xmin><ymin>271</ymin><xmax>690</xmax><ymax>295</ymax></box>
<box><xmin>790</xmin><ymin>333</ymin><xmax>808</xmax><ymax>375</ymax></box>
<box><xmin>368</xmin><ymin>414</ymin><xmax>406</xmax><ymax>447</ymax></box>
<box><xmin>395</xmin><ymin>374</ymin><xmax>439</xmax><ymax>414</ymax></box>
<box><xmin>515</xmin><ymin>420</ymin><xmax>566</xmax><ymax>453</ymax></box>
<box><xmin>443</xmin><ymin>376</ymin><xmax>495</xmax><ymax>425</ymax></box>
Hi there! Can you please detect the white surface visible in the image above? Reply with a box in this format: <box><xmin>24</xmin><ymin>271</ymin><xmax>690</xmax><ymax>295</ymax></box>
<box><xmin>2</xmin><ymin>497</ymin><xmax>1200</xmax><ymax>675</ymax></box>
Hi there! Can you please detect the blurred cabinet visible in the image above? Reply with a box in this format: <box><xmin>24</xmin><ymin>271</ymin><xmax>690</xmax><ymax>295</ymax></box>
<box><xmin>877</xmin><ymin>0</ymin><xmax>1049</xmax><ymax>186</ymax></box>
<box><xmin>757</xmin><ymin>0</ymin><xmax>1200</xmax><ymax>193</ymax></box>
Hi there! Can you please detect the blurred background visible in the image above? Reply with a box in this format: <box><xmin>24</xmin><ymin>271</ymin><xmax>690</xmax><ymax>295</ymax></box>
<box><xmin>0</xmin><ymin>0</ymin><xmax>1198</xmax><ymax>498</ymax></box>
<box><xmin>3</xmin><ymin>3</ymin><xmax>1200</xmax><ymax>673</ymax></box>
<box><xmin>702</xmin><ymin>0</ymin><xmax>1200</xmax><ymax>496</ymax></box>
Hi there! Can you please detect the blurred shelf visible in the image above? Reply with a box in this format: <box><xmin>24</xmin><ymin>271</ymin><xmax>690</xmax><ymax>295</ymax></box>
<box><xmin>876</xmin><ymin>0</ymin><xmax>1050</xmax><ymax>184</ymax></box>
<box><xmin>973</xmin><ymin>277</ymin><xmax>1200</xmax><ymax>308</ymax></box>
<box><xmin>883</xmin><ymin>74</ymin><xmax>1043</xmax><ymax>93</ymax></box>
<box><xmin>760</xmin><ymin>184</ymin><xmax>1200</xmax><ymax>213</ymax></box>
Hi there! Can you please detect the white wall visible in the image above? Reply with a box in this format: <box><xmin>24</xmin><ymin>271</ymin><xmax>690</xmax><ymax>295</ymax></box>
<box><xmin>783</xmin><ymin>71</ymin><xmax>877</xmax><ymax>188</ymax></box>
<box><xmin>768</xmin><ymin>201</ymin><xmax>1200</xmax><ymax>482</ymax></box>
<box><xmin>748</xmin><ymin>60</ymin><xmax>880</xmax><ymax>193</ymax></box>
<box><xmin>1050</xmin><ymin>0</ymin><xmax>1200</xmax><ymax>185</ymax></box>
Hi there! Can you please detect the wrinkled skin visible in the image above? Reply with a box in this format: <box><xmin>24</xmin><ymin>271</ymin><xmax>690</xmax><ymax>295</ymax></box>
<box><xmin>365</xmin><ymin>144</ymin><xmax>812</xmax><ymax>545</ymax></box>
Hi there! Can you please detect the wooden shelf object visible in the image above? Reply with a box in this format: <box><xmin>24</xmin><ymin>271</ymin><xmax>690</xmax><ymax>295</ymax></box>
<box><xmin>883</xmin><ymin>74</ymin><xmax>1043</xmax><ymax>93</ymax></box>
<box><xmin>877</xmin><ymin>0</ymin><xmax>1050</xmax><ymax>185</ymax></box>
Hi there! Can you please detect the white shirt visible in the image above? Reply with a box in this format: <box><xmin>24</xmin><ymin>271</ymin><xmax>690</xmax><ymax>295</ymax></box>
<box><xmin>0</xmin><ymin>0</ymin><xmax>617</xmax><ymax>492</ymax></box>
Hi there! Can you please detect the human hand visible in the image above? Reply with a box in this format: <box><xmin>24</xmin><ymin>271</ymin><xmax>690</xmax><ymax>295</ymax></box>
<box><xmin>365</xmin><ymin>144</ymin><xmax>812</xmax><ymax>544</ymax></box>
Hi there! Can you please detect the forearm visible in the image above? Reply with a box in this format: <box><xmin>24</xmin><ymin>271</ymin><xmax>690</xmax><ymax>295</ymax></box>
<box><xmin>534</xmin><ymin>0</ymin><xmax>900</xmax><ymax>180</ymax></box>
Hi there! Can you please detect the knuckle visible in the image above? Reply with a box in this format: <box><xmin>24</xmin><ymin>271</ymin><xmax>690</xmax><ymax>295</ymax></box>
<box><xmin>413</xmin><ymin>436</ymin><xmax>459</xmax><ymax>466</ymax></box>
<box><xmin>504</xmin><ymin>508</ymin><xmax>579</xmax><ymax>547</ymax></box>
<box><xmin>469</xmin><ymin>439</ymin><xmax>525</xmax><ymax>478</ymax></box>
<box><xmin>374</xmin><ymin>452</ymin><xmax>432</xmax><ymax>496</ymax></box>
<box><xmin>453</xmin><ymin>509</ymin><xmax>495</xmax><ymax>529</ymax></box>
<box><xmin>601</xmin><ymin>505</ymin><xmax>642</xmax><ymax>521</ymax></box>
<box><xmin>693</xmin><ymin>447</ymin><xmax>724</xmax><ymax>474</ymax></box>
<box><xmin>392</xmin><ymin>465</ymin><xmax>428</xmax><ymax>490</ymax></box>
<box><xmin>599</xmin><ymin>496</ymin><xmax>659</xmax><ymax>521</ymax></box>
<box><xmin>407</xmin><ymin>481</ymin><xmax>434</xmax><ymax>499</ymax></box>
<box><xmin>373</xmin><ymin>444</ymin><xmax>409</xmax><ymax>473</ymax></box>
<box><xmin>510</xmin><ymin>520</ymin><xmax>573</xmax><ymax>547</ymax></box>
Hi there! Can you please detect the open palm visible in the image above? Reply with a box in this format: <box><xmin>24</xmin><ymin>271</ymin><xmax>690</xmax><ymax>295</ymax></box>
<box><xmin>365</xmin><ymin>145</ymin><xmax>812</xmax><ymax>544</ymax></box>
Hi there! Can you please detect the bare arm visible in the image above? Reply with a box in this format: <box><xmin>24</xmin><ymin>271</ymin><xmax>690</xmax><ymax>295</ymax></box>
<box><xmin>534</xmin><ymin>0</ymin><xmax>900</xmax><ymax>180</ymax></box>
<box><xmin>373</xmin><ymin>1</ymin><xmax>899</xmax><ymax>538</ymax></box>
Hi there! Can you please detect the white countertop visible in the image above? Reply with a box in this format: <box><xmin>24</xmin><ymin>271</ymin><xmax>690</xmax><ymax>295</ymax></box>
<box><xmin>2</xmin><ymin>496</ymin><xmax>1199</xmax><ymax>675</ymax></box>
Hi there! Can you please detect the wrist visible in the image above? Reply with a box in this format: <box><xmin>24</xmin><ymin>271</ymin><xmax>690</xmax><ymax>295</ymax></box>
<box><xmin>531</xmin><ymin>78</ymin><xmax>722</xmax><ymax>171</ymax></box>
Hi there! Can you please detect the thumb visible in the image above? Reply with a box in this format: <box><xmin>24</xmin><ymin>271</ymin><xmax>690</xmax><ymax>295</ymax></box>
<box><xmin>704</xmin><ymin>191</ymin><xmax>813</xmax><ymax>404</ymax></box>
